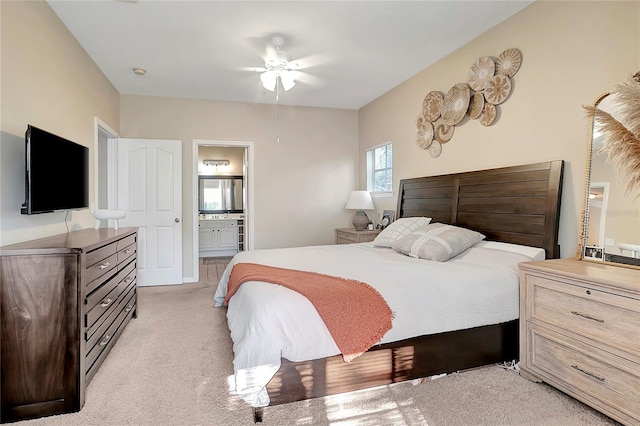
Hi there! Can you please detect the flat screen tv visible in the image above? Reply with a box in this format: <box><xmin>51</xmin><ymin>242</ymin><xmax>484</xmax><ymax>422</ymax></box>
<box><xmin>21</xmin><ymin>125</ymin><xmax>89</xmax><ymax>214</ymax></box>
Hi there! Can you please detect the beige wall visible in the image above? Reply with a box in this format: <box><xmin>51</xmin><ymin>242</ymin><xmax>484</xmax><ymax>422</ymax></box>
<box><xmin>120</xmin><ymin>95</ymin><xmax>359</xmax><ymax>279</ymax></box>
<box><xmin>0</xmin><ymin>1</ymin><xmax>120</xmax><ymax>246</ymax></box>
<box><xmin>197</xmin><ymin>146</ymin><xmax>245</xmax><ymax>176</ymax></box>
<box><xmin>358</xmin><ymin>1</ymin><xmax>640</xmax><ymax>259</ymax></box>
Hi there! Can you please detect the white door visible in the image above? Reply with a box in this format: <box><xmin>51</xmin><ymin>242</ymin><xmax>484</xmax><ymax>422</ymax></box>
<box><xmin>117</xmin><ymin>138</ymin><xmax>182</xmax><ymax>286</ymax></box>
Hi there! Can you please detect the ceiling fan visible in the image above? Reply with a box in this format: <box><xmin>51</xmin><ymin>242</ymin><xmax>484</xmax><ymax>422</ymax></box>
<box><xmin>255</xmin><ymin>35</ymin><xmax>299</xmax><ymax>92</ymax></box>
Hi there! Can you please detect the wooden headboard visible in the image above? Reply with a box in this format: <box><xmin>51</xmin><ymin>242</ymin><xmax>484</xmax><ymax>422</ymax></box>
<box><xmin>397</xmin><ymin>161</ymin><xmax>564</xmax><ymax>259</ymax></box>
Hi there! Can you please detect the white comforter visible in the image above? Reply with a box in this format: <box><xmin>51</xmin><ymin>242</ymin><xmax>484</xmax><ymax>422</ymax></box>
<box><xmin>214</xmin><ymin>241</ymin><xmax>540</xmax><ymax>407</ymax></box>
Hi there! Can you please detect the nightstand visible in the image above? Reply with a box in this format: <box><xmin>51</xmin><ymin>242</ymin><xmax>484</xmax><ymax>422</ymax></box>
<box><xmin>519</xmin><ymin>259</ymin><xmax>640</xmax><ymax>425</ymax></box>
<box><xmin>335</xmin><ymin>228</ymin><xmax>380</xmax><ymax>244</ymax></box>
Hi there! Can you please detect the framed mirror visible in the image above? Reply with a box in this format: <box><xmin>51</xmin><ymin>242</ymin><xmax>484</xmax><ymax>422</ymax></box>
<box><xmin>578</xmin><ymin>75</ymin><xmax>640</xmax><ymax>268</ymax></box>
<box><xmin>198</xmin><ymin>175</ymin><xmax>244</xmax><ymax>213</ymax></box>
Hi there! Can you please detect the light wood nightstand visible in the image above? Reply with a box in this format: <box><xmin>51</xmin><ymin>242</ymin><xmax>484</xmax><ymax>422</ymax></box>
<box><xmin>335</xmin><ymin>228</ymin><xmax>380</xmax><ymax>244</ymax></box>
<box><xmin>519</xmin><ymin>259</ymin><xmax>640</xmax><ymax>425</ymax></box>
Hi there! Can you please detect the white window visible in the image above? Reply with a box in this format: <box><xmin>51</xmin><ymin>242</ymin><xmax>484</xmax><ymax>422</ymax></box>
<box><xmin>366</xmin><ymin>142</ymin><xmax>393</xmax><ymax>195</ymax></box>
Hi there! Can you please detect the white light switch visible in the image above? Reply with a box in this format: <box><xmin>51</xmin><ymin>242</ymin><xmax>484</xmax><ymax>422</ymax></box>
<box><xmin>605</xmin><ymin>238</ymin><xmax>614</xmax><ymax>246</ymax></box>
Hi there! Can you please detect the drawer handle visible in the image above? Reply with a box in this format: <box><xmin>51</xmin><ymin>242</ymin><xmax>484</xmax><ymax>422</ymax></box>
<box><xmin>570</xmin><ymin>311</ymin><xmax>604</xmax><ymax>323</ymax></box>
<box><xmin>100</xmin><ymin>298</ymin><xmax>113</xmax><ymax>308</ymax></box>
<box><xmin>124</xmin><ymin>276</ymin><xmax>134</xmax><ymax>283</ymax></box>
<box><xmin>124</xmin><ymin>249</ymin><xmax>133</xmax><ymax>254</ymax></box>
<box><xmin>98</xmin><ymin>262</ymin><xmax>111</xmax><ymax>269</ymax></box>
<box><xmin>99</xmin><ymin>334</ymin><xmax>111</xmax><ymax>347</ymax></box>
<box><xmin>571</xmin><ymin>365</ymin><xmax>605</xmax><ymax>382</ymax></box>
<box><xmin>125</xmin><ymin>304</ymin><xmax>133</xmax><ymax>313</ymax></box>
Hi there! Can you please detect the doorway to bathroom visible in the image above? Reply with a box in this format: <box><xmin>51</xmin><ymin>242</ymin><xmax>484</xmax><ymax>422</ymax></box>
<box><xmin>192</xmin><ymin>140</ymin><xmax>254</xmax><ymax>281</ymax></box>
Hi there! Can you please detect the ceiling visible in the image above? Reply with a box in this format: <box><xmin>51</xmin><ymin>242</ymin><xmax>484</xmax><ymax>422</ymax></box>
<box><xmin>47</xmin><ymin>1</ymin><xmax>533</xmax><ymax>110</ymax></box>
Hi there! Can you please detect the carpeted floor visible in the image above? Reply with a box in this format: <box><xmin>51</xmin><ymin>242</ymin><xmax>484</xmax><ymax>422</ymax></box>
<box><xmin>13</xmin><ymin>265</ymin><xmax>621</xmax><ymax>426</ymax></box>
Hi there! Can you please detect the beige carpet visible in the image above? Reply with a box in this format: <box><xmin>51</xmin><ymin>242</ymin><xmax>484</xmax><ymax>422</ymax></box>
<box><xmin>15</xmin><ymin>276</ymin><xmax>620</xmax><ymax>426</ymax></box>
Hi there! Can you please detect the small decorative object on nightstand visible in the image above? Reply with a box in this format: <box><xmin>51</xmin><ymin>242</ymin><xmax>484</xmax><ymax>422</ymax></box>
<box><xmin>381</xmin><ymin>210</ymin><xmax>395</xmax><ymax>229</ymax></box>
<box><xmin>336</xmin><ymin>228</ymin><xmax>380</xmax><ymax>244</ymax></box>
<box><xmin>345</xmin><ymin>191</ymin><xmax>375</xmax><ymax>231</ymax></box>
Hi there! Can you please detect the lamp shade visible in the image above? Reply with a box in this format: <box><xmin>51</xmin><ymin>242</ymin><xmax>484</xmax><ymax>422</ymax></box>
<box><xmin>260</xmin><ymin>71</ymin><xmax>277</xmax><ymax>91</ymax></box>
<box><xmin>345</xmin><ymin>191</ymin><xmax>375</xmax><ymax>210</ymax></box>
<box><xmin>280</xmin><ymin>72</ymin><xmax>296</xmax><ymax>91</ymax></box>
<box><xmin>346</xmin><ymin>191</ymin><xmax>374</xmax><ymax>231</ymax></box>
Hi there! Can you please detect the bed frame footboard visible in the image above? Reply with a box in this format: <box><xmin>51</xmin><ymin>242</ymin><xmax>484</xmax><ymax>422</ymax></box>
<box><xmin>265</xmin><ymin>319</ymin><xmax>518</xmax><ymax>406</ymax></box>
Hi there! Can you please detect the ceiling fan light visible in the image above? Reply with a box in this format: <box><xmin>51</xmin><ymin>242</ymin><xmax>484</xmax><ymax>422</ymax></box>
<box><xmin>280</xmin><ymin>72</ymin><xmax>296</xmax><ymax>91</ymax></box>
<box><xmin>260</xmin><ymin>71</ymin><xmax>277</xmax><ymax>91</ymax></box>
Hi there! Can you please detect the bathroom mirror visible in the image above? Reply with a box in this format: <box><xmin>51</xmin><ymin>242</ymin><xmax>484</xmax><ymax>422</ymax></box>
<box><xmin>198</xmin><ymin>175</ymin><xmax>243</xmax><ymax>213</ymax></box>
<box><xmin>578</xmin><ymin>78</ymin><xmax>640</xmax><ymax>268</ymax></box>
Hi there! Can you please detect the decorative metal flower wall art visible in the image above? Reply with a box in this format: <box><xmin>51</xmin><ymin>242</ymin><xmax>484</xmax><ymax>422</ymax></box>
<box><xmin>415</xmin><ymin>48</ymin><xmax>522</xmax><ymax>158</ymax></box>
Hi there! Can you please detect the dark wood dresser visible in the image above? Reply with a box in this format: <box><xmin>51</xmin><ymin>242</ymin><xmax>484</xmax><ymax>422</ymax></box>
<box><xmin>0</xmin><ymin>227</ymin><xmax>138</xmax><ymax>423</ymax></box>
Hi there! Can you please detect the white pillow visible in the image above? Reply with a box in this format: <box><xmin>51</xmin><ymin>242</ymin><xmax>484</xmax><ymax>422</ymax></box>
<box><xmin>373</xmin><ymin>217</ymin><xmax>431</xmax><ymax>248</ymax></box>
<box><xmin>474</xmin><ymin>241</ymin><xmax>546</xmax><ymax>261</ymax></box>
<box><xmin>392</xmin><ymin>223</ymin><xmax>485</xmax><ymax>261</ymax></box>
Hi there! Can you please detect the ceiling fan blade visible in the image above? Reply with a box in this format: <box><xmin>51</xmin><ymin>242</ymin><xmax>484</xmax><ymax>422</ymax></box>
<box><xmin>239</xmin><ymin>66</ymin><xmax>266</xmax><ymax>72</ymax></box>
<box><xmin>287</xmin><ymin>53</ymin><xmax>332</xmax><ymax>71</ymax></box>
<box><xmin>280</xmin><ymin>72</ymin><xmax>296</xmax><ymax>91</ymax></box>
<box><xmin>286</xmin><ymin>62</ymin><xmax>300</xmax><ymax>71</ymax></box>
<box><xmin>294</xmin><ymin>72</ymin><xmax>324</xmax><ymax>87</ymax></box>
<box><xmin>260</xmin><ymin>71</ymin><xmax>277</xmax><ymax>91</ymax></box>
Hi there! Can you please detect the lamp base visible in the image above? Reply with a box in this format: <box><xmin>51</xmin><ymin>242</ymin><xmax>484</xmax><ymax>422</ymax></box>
<box><xmin>352</xmin><ymin>210</ymin><xmax>370</xmax><ymax>231</ymax></box>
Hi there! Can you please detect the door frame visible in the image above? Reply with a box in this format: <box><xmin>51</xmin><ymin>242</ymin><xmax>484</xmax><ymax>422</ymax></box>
<box><xmin>589</xmin><ymin>181</ymin><xmax>609</xmax><ymax>250</ymax></box>
<box><xmin>192</xmin><ymin>139</ymin><xmax>255</xmax><ymax>282</ymax></box>
<box><xmin>94</xmin><ymin>117</ymin><xmax>119</xmax><ymax>212</ymax></box>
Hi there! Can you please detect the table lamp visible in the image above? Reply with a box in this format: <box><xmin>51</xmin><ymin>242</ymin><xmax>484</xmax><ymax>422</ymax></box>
<box><xmin>345</xmin><ymin>190</ymin><xmax>375</xmax><ymax>231</ymax></box>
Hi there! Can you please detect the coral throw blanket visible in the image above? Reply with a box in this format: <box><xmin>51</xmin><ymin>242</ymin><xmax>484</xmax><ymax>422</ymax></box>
<box><xmin>224</xmin><ymin>262</ymin><xmax>393</xmax><ymax>362</ymax></box>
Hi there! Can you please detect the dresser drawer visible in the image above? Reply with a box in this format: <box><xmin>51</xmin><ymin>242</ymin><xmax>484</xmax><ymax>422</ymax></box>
<box><xmin>356</xmin><ymin>233</ymin><xmax>378</xmax><ymax>243</ymax></box>
<box><xmin>86</xmin><ymin>279</ymin><xmax>135</xmax><ymax>345</ymax></box>
<box><xmin>121</xmin><ymin>285</ymin><xmax>137</xmax><ymax>317</ymax></box>
<box><xmin>527</xmin><ymin>325</ymin><xmax>640</xmax><ymax>423</ymax></box>
<box><xmin>335</xmin><ymin>229</ymin><xmax>380</xmax><ymax>244</ymax></box>
<box><xmin>86</xmin><ymin>290</ymin><xmax>121</xmax><ymax>345</ymax></box>
<box><xmin>116</xmin><ymin>234</ymin><xmax>136</xmax><ymax>251</ymax></box>
<box><xmin>86</xmin><ymin>289</ymin><xmax>136</xmax><ymax>383</ymax></box>
<box><xmin>525</xmin><ymin>274</ymin><xmax>640</xmax><ymax>355</ymax></box>
<box><xmin>200</xmin><ymin>219</ymin><xmax>236</xmax><ymax>229</ymax></box>
<box><xmin>336</xmin><ymin>231</ymin><xmax>358</xmax><ymax>243</ymax></box>
<box><xmin>86</xmin><ymin>274</ymin><xmax>136</xmax><ymax>341</ymax></box>
<box><xmin>117</xmin><ymin>242</ymin><xmax>136</xmax><ymax>265</ymax></box>
<box><xmin>86</xmin><ymin>242</ymin><xmax>117</xmax><ymax>268</ymax></box>
<box><xmin>86</xmin><ymin>258</ymin><xmax>117</xmax><ymax>295</ymax></box>
<box><xmin>85</xmin><ymin>261</ymin><xmax>136</xmax><ymax>330</ymax></box>
<box><xmin>85</xmin><ymin>253</ymin><xmax>117</xmax><ymax>286</ymax></box>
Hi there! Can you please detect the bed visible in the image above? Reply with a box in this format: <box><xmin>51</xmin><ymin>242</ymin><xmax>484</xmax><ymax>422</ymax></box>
<box><xmin>214</xmin><ymin>160</ymin><xmax>564</xmax><ymax>422</ymax></box>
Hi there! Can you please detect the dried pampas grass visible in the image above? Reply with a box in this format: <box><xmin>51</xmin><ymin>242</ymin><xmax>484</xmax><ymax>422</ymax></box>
<box><xmin>584</xmin><ymin>76</ymin><xmax>640</xmax><ymax>199</ymax></box>
<box><xmin>609</xmin><ymin>77</ymin><xmax>640</xmax><ymax>136</ymax></box>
